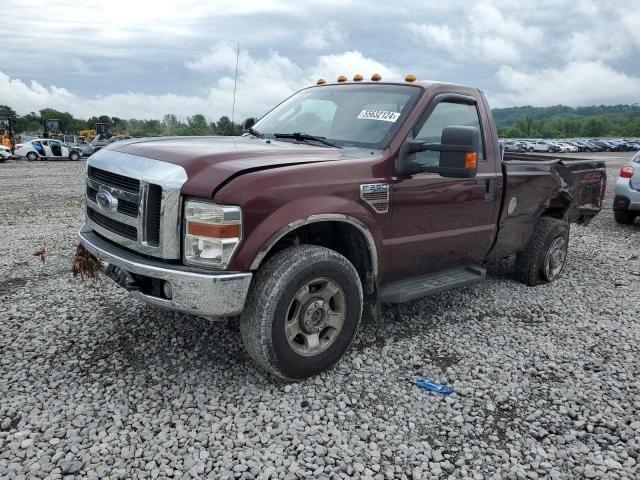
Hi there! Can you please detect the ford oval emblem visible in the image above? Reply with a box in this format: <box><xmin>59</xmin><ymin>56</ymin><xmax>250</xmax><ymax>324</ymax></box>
<box><xmin>96</xmin><ymin>191</ymin><xmax>117</xmax><ymax>211</ymax></box>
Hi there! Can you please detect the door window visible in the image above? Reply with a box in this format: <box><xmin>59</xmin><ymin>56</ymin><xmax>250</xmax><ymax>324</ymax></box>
<box><xmin>414</xmin><ymin>101</ymin><xmax>485</xmax><ymax>166</ymax></box>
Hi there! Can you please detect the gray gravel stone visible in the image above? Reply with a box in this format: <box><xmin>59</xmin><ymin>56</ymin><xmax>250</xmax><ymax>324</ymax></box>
<box><xmin>1</xmin><ymin>154</ymin><xmax>639</xmax><ymax>479</ymax></box>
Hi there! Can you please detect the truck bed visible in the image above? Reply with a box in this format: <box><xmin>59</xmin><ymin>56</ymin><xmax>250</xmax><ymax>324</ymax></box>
<box><xmin>488</xmin><ymin>152</ymin><xmax>606</xmax><ymax>258</ymax></box>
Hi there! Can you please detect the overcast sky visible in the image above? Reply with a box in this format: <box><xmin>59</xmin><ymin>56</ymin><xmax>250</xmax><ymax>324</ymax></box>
<box><xmin>1</xmin><ymin>0</ymin><xmax>639</xmax><ymax>121</ymax></box>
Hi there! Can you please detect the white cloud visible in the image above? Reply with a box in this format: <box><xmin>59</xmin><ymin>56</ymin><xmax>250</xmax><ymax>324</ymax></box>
<box><xmin>479</xmin><ymin>37</ymin><xmax>521</xmax><ymax>64</ymax></box>
<box><xmin>302</xmin><ymin>22</ymin><xmax>346</xmax><ymax>50</ymax></box>
<box><xmin>2</xmin><ymin>0</ymin><xmax>640</xmax><ymax>113</ymax></box>
<box><xmin>410</xmin><ymin>2</ymin><xmax>543</xmax><ymax>65</ymax></box>
<box><xmin>470</xmin><ymin>3</ymin><xmax>542</xmax><ymax>47</ymax></box>
<box><xmin>0</xmin><ymin>47</ymin><xmax>400</xmax><ymax>120</ymax></box>
<box><xmin>491</xmin><ymin>61</ymin><xmax>640</xmax><ymax>107</ymax></box>
<box><xmin>309</xmin><ymin>51</ymin><xmax>399</xmax><ymax>83</ymax></box>
<box><xmin>408</xmin><ymin>24</ymin><xmax>456</xmax><ymax>51</ymax></box>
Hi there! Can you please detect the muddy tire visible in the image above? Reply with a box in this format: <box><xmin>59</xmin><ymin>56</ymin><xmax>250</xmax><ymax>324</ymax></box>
<box><xmin>614</xmin><ymin>210</ymin><xmax>636</xmax><ymax>225</ymax></box>
<box><xmin>240</xmin><ymin>245</ymin><xmax>363</xmax><ymax>381</ymax></box>
<box><xmin>515</xmin><ymin>216</ymin><xmax>569</xmax><ymax>286</ymax></box>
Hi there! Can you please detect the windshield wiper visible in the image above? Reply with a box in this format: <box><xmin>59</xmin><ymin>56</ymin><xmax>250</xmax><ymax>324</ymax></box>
<box><xmin>246</xmin><ymin>126</ymin><xmax>264</xmax><ymax>138</ymax></box>
<box><xmin>273</xmin><ymin>132</ymin><xmax>341</xmax><ymax>148</ymax></box>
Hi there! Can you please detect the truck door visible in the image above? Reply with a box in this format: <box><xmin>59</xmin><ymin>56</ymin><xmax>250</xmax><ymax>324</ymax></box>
<box><xmin>390</xmin><ymin>94</ymin><xmax>500</xmax><ymax>279</ymax></box>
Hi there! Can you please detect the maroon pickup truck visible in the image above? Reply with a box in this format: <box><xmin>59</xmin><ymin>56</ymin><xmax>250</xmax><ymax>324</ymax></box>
<box><xmin>79</xmin><ymin>76</ymin><xmax>606</xmax><ymax>380</ymax></box>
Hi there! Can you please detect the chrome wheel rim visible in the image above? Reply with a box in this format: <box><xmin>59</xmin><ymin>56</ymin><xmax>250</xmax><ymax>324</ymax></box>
<box><xmin>544</xmin><ymin>237</ymin><xmax>567</xmax><ymax>281</ymax></box>
<box><xmin>285</xmin><ymin>277</ymin><xmax>346</xmax><ymax>357</ymax></box>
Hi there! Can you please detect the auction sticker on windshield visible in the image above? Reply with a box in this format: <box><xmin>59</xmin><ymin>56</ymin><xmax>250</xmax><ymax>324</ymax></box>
<box><xmin>357</xmin><ymin>110</ymin><xmax>401</xmax><ymax>122</ymax></box>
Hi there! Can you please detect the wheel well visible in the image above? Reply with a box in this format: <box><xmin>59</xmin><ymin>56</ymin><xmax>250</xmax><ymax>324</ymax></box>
<box><xmin>259</xmin><ymin>221</ymin><xmax>375</xmax><ymax>294</ymax></box>
<box><xmin>544</xmin><ymin>191</ymin><xmax>572</xmax><ymax>220</ymax></box>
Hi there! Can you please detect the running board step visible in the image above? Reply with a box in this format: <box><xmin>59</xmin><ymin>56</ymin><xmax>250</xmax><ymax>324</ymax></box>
<box><xmin>380</xmin><ymin>265</ymin><xmax>486</xmax><ymax>304</ymax></box>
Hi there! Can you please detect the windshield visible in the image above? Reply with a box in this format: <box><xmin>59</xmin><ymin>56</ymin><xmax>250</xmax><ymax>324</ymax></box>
<box><xmin>253</xmin><ymin>84</ymin><xmax>422</xmax><ymax>149</ymax></box>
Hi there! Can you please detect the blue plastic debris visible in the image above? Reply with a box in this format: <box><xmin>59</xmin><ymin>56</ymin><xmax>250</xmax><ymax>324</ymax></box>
<box><xmin>415</xmin><ymin>377</ymin><xmax>454</xmax><ymax>395</ymax></box>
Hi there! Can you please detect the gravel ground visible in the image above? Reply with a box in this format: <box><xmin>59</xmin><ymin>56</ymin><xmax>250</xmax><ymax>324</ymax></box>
<box><xmin>1</xmin><ymin>153</ymin><xmax>639</xmax><ymax>480</ymax></box>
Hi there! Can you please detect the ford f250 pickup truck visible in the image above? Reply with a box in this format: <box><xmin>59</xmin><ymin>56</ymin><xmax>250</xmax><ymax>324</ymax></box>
<box><xmin>78</xmin><ymin>75</ymin><xmax>606</xmax><ymax>380</ymax></box>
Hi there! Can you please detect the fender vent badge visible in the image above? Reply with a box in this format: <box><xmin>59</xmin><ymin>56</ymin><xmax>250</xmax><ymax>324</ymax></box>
<box><xmin>360</xmin><ymin>183</ymin><xmax>390</xmax><ymax>213</ymax></box>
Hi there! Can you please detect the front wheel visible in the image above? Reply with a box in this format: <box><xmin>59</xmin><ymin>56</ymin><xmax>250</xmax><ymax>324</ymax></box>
<box><xmin>515</xmin><ymin>217</ymin><xmax>569</xmax><ymax>286</ymax></box>
<box><xmin>69</xmin><ymin>152</ymin><xmax>80</xmax><ymax>161</ymax></box>
<box><xmin>26</xmin><ymin>152</ymin><xmax>38</xmax><ymax>161</ymax></box>
<box><xmin>240</xmin><ymin>245</ymin><xmax>363</xmax><ymax>380</ymax></box>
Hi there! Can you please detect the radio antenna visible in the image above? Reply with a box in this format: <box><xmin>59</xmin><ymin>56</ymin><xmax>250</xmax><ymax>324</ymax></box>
<box><xmin>231</xmin><ymin>43</ymin><xmax>240</xmax><ymax>124</ymax></box>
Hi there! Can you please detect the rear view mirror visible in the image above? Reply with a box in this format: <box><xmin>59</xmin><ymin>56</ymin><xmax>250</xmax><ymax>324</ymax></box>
<box><xmin>401</xmin><ymin>126</ymin><xmax>480</xmax><ymax>178</ymax></box>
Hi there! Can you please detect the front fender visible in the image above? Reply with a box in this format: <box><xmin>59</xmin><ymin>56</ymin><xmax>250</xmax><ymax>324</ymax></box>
<box><xmin>228</xmin><ymin>195</ymin><xmax>382</xmax><ymax>274</ymax></box>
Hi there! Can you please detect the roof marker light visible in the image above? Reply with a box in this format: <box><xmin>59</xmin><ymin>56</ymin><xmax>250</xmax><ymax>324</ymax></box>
<box><xmin>317</xmin><ymin>78</ymin><xmax>327</xmax><ymax>85</ymax></box>
<box><xmin>371</xmin><ymin>73</ymin><xmax>382</xmax><ymax>81</ymax></box>
<box><xmin>405</xmin><ymin>73</ymin><xmax>417</xmax><ymax>82</ymax></box>
<box><xmin>337</xmin><ymin>75</ymin><xmax>347</xmax><ymax>82</ymax></box>
<box><xmin>353</xmin><ymin>73</ymin><xmax>363</xmax><ymax>81</ymax></box>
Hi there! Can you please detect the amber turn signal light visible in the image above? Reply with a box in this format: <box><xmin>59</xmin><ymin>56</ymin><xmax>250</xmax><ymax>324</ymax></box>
<box><xmin>405</xmin><ymin>73</ymin><xmax>416</xmax><ymax>82</ymax></box>
<box><xmin>353</xmin><ymin>73</ymin><xmax>363</xmax><ymax>81</ymax></box>
<box><xmin>465</xmin><ymin>152</ymin><xmax>478</xmax><ymax>169</ymax></box>
<box><xmin>371</xmin><ymin>73</ymin><xmax>382</xmax><ymax>81</ymax></box>
<box><xmin>337</xmin><ymin>75</ymin><xmax>347</xmax><ymax>82</ymax></box>
<box><xmin>317</xmin><ymin>78</ymin><xmax>327</xmax><ymax>85</ymax></box>
<box><xmin>187</xmin><ymin>222</ymin><xmax>241</xmax><ymax>238</ymax></box>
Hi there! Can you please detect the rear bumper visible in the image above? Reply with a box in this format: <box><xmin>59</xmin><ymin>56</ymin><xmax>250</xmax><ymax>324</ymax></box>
<box><xmin>614</xmin><ymin>178</ymin><xmax>640</xmax><ymax>211</ymax></box>
<box><xmin>78</xmin><ymin>226</ymin><xmax>252</xmax><ymax>318</ymax></box>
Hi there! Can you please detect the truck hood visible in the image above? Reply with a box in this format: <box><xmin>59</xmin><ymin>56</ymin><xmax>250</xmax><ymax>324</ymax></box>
<box><xmin>107</xmin><ymin>136</ymin><xmax>357</xmax><ymax>198</ymax></box>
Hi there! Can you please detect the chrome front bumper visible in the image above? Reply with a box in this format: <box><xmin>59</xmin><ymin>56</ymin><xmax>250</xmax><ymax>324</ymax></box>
<box><xmin>79</xmin><ymin>225</ymin><xmax>252</xmax><ymax>318</ymax></box>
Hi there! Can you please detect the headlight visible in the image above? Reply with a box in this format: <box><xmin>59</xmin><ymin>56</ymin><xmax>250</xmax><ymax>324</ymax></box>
<box><xmin>183</xmin><ymin>200</ymin><xmax>242</xmax><ymax>269</ymax></box>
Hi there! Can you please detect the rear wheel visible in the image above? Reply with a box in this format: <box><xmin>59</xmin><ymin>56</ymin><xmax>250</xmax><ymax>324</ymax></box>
<box><xmin>26</xmin><ymin>152</ymin><xmax>38</xmax><ymax>161</ymax></box>
<box><xmin>614</xmin><ymin>211</ymin><xmax>637</xmax><ymax>225</ymax></box>
<box><xmin>240</xmin><ymin>245</ymin><xmax>363</xmax><ymax>380</ymax></box>
<box><xmin>515</xmin><ymin>217</ymin><xmax>569</xmax><ymax>286</ymax></box>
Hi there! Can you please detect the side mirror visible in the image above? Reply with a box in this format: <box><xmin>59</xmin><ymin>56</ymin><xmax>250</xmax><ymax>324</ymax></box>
<box><xmin>400</xmin><ymin>126</ymin><xmax>480</xmax><ymax>178</ymax></box>
<box><xmin>242</xmin><ymin>117</ymin><xmax>256</xmax><ymax>131</ymax></box>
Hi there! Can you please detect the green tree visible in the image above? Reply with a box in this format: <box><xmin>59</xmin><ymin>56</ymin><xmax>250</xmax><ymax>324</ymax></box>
<box><xmin>186</xmin><ymin>114</ymin><xmax>210</xmax><ymax>135</ymax></box>
<box><xmin>0</xmin><ymin>105</ymin><xmax>17</xmax><ymax>118</ymax></box>
<box><xmin>214</xmin><ymin>116</ymin><xmax>242</xmax><ymax>136</ymax></box>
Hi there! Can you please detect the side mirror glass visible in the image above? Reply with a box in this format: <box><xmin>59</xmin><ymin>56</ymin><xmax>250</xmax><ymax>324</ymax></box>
<box><xmin>242</xmin><ymin>117</ymin><xmax>256</xmax><ymax>131</ymax></box>
<box><xmin>400</xmin><ymin>126</ymin><xmax>480</xmax><ymax>178</ymax></box>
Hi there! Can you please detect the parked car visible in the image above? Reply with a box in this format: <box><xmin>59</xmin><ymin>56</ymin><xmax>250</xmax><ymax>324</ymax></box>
<box><xmin>590</xmin><ymin>140</ymin><xmax>612</xmax><ymax>151</ymax></box>
<box><xmin>78</xmin><ymin>77</ymin><xmax>606</xmax><ymax>380</ymax></box>
<box><xmin>503</xmin><ymin>141</ymin><xmax>526</xmax><ymax>153</ymax></box>
<box><xmin>557</xmin><ymin>142</ymin><xmax>578</xmax><ymax>153</ymax></box>
<box><xmin>613</xmin><ymin>151</ymin><xmax>640</xmax><ymax>225</ymax></box>
<box><xmin>15</xmin><ymin>138</ymin><xmax>82</xmax><ymax>161</ymax></box>
<box><xmin>574</xmin><ymin>140</ymin><xmax>595</xmax><ymax>151</ymax></box>
<box><xmin>105</xmin><ymin>135</ymin><xmax>133</xmax><ymax>145</ymax></box>
<box><xmin>533</xmin><ymin>140</ymin><xmax>558</xmax><ymax>152</ymax></box>
<box><xmin>62</xmin><ymin>134</ymin><xmax>93</xmax><ymax>157</ymax></box>
<box><xmin>87</xmin><ymin>134</ymin><xmax>110</xmax><ymax>155</ymax></box>
<box><xmin>0</xmin><ymin>144</ymin><xmax>11</xmax><ymax>161</ymax></box>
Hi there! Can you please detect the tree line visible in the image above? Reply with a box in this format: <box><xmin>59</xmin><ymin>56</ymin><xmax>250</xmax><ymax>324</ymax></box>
<box><xmin>493</xmin><ymin>104</ymin><xmax>640</xmax><ymax>138</ymax></box>
<box><xmin>0</xmin><ymin>106</ymin><xmax>243</xmax><ymax>137</ymax></box>
<box><xmin>3</xmin><ymin>103</ymin><xmax>640</xmax><ymax>140</ymax></box>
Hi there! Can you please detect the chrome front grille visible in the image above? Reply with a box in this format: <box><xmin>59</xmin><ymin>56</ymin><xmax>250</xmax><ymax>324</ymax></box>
<box><xmin>88</xmin><ymin>166</ymin><xmax>140</xmax><ymax>192</ymax></box>
<box><xmin>84</xmin><ymin>150</ymin><xmax>188</xmax><ymax>259</ymax></box>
